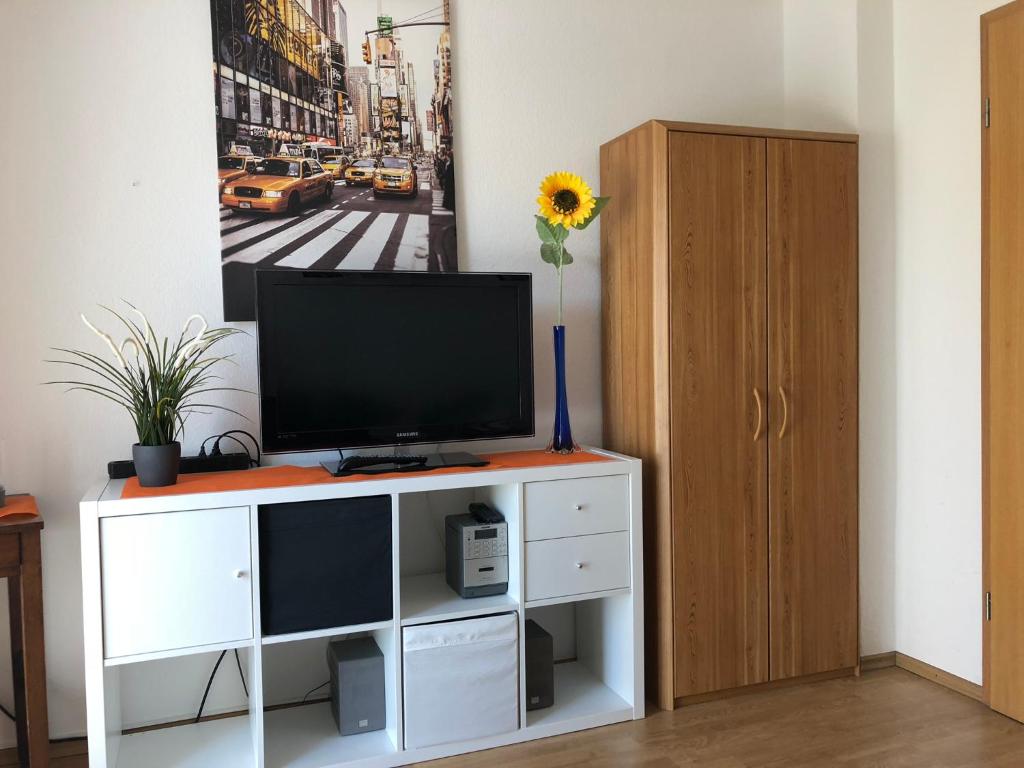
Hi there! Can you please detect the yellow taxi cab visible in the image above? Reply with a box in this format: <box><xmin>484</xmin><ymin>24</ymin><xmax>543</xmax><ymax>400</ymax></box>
<box><xmin>372</xmin><ymin>156</ymin><xmax>418</xmax><ymax>198</ymax></box>
<box><xmin>320</xmin><ymin>154</ymin><xmax>350</xmax><ymax>181</ymax></box>
<box><xmin>218</xmin><ymin>156</ymin><xmax>260</xmax><ymax>197</ymax></box>
<box><xmin>221</xmin><ymin>156</ymin><xmax>333</xmax><ymax>214</ymax></box>
<box><xmin>344</xmin><ymin>157</ymin><xmax>378</xmax><ymax>186</ymax></box>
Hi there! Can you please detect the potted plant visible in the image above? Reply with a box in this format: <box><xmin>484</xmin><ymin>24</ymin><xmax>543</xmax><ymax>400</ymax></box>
<box><xmin>47</xmin><ymin>304</ymin><xmax>246</xmax><ymax>487</ymax></box>
<box><xmin>535</xmin><ymin>172</ymin><xmax>610</xmax><ymax>453</ymax></box>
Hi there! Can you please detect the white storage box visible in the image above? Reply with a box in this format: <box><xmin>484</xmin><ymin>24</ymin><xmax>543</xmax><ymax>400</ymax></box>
<box><xmin>402</xmin><ymin>612</ymin><xmax>519</xmax><ymax>749</ymax></box>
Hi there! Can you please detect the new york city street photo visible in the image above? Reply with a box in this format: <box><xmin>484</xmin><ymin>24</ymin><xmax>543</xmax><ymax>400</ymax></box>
<box><xmin>211</xmin><ymin>0</ymin><xmax>457</xmax><ymax>320</ymax></box>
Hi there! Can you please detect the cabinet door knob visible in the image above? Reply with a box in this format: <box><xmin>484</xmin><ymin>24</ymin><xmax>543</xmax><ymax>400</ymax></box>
<box><xmin>574</xmin><ymin>503</ymin><xmax>583</xmax><ymax>511</ymax></box>
<box><xmin>233</xmin><ymin>569</ymin><xmax>247</xmax><ymax>579</ymax></box>
<box><xmin>574</xmin><ymin>561</ymin><xmax>585</xmax><ymax>569</ymax></box>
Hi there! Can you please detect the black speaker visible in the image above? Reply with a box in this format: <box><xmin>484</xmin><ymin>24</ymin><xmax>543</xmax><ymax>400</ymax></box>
<box><xmin>259</xmin><ymin>496</ymin><xmax>392</xmax><ymax>636</ymax></box>
<box><xmin>525</xmin><ymin>619</ymin><xmax>554</xmax><ymax>710</ymax></box>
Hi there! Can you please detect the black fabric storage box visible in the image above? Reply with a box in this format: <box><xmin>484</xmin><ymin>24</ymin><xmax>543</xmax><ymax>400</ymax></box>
<box><xmin>259</xmin><ymin>496</ymin><xmax>392</xmax><ymax>635</ymax></box>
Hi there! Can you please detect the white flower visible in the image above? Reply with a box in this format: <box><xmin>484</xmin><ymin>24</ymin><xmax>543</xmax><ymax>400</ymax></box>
<box><xmin>81</xmin><ymin>314</ymin><xmax>129</xmax><ymax>370</ymax></box>
<box><xmin>131</xmin><ymin>307</ymin><xmax>155</xmax><ymax>347</ymax></box>
<box><xmin>175</xmin><ymin>314</ymin><xmax>209</xmax><ymax>367</ymax></box>
<box><xmin>121</xmin><ymin>338</ymin><xmax>140</xmax><ymax>360</ymax></box>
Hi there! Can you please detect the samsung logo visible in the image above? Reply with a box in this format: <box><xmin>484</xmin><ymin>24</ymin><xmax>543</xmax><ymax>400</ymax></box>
<box><xmin>396</xmin><ymin>431</ymin><xmax>420</xmax><ymax>438</ymax></box>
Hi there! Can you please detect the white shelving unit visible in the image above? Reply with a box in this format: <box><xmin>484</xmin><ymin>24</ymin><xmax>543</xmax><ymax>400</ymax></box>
<box><xmin>80</xmin><ymin>448</ymin><xmax>643</xmax><ymax>768</ymax></box>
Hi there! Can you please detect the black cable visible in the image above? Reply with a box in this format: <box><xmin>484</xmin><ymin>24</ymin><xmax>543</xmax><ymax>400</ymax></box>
<box><xmin>195</xmin><ymin>648</ymin><xmax>251</xmax><ymax>723</ymax></box>
<box><xmin>198</xmin><ymin>434</ymin><xmax>221</xmax><ymax>457</ymax></box>
<box><xmin>0</xmin><ymin>704</ymin><xmax>14</xmax><ymax>722</ymax></box>
<box><xmin>195</xmin><ymin>651</ymin><xmax>226</xmax><ymax>723</ymax></box>
<box><xmin>214</xmin><ymin>430</ymin><xmax>261</xmax><ymax>467</ymax></box>
<box><xmin>302</xmin><ymin>680</ymin><xmax>331</xmax><ymax>703</ymax></box>
<box><xmin>234</xmin><ymin>648</ymin><xmax>249</xmax><ymax>698</ymax></box>
<box><xmin>215</xmin><ymin>434</ymin><xmax>257</xmax><ymax>467</ymax></box>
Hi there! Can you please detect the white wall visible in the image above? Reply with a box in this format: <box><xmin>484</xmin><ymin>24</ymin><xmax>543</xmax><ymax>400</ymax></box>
<box><xmin>855</xmin><ymin>0</ymin><xmax>899</xmax><ymax>662</ymax></box>
<box><xmin>891</xmin><ymin>0</ymin><xmax>1003</xmax><ymax>686</ymax></box>
<box><xmin>0</xmin><ymin>0</ymin><xmax>787</xmax><ymax>741</ymax></box>
<box><xmin>783</xmin><ymin>0</ymin><xmax>859</xmax><ymax>132</ymax></box>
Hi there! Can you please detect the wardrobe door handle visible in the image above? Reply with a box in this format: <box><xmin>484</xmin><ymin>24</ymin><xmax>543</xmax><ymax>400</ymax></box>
<box><xmin>778</xmin><ymin>386</ymin><xmax>789</xmax><ymax>439</ymax></box>
<box><xmin>753</xmin><ymin>388</ymin><xmax>764</xmax><ymax>442</ymax></box>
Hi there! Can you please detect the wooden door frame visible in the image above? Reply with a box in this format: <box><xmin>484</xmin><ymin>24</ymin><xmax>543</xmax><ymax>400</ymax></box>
<box><xmin>981</xmin><ymin>0</ymin><xmax>1024</xmax><ymax>708</ymax></box>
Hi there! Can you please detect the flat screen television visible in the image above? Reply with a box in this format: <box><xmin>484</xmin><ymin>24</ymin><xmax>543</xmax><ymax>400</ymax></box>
<box><xmin>256</xmin><ymin>270</ymin><xmax>534</xmax><ymax>454</ymax></box>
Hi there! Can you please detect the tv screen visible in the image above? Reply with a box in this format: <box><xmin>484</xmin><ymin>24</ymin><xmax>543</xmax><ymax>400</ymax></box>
<box><xmin>256</xmin><ymin>270</ymin><xmax>534</xmax><ymax>453</ymax></box>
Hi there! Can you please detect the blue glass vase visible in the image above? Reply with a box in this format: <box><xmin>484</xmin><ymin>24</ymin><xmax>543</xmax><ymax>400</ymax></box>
<box><xmin>548</xmin><ymin>325</ymin><xmax>579</xmax><ymax>454</ymax></box>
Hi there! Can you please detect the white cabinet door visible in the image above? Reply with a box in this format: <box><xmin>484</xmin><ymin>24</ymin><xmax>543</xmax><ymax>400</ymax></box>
<box><xmin>101</xmin><ymin>507</ymin><xmax>253</xmax><ymax>659</ymax></box>
<box><xmin>524</xmin><ymin>531</ymin><xmax>630</xmax><ymax>602</ymax></box>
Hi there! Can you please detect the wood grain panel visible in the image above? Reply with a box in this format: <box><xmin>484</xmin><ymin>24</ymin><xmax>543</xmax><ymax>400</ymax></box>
<box><xmin>767</xmin><ymin>138</ymin><xmax>859</xmax><ymax>680</ymax></box>
<box><xmin>668</xmin><ymin>131</ymin><xmax>769</xmax><ymax>697</ymax></box>
<box><xmin>982</xmin><ymin>0</ymin><xmax>1024</xmax><ymax>724</ymax></box>
<box><xmin>601</xmin><ymin>121</ymin><xmax>675</xmax><ymax>709</ymax></box>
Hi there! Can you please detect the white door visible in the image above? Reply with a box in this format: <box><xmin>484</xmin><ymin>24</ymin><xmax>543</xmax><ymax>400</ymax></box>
<box><xmin>101</xmin><ymin>506</ymin><xmax>253</xmax><ymax>659</ymax></box>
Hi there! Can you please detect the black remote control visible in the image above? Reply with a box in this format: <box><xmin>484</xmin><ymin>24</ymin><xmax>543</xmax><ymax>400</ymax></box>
<box><xmin>469</xmin><ymin>502</ymin><xmax>504</xmax><ymax>524</ymax></box>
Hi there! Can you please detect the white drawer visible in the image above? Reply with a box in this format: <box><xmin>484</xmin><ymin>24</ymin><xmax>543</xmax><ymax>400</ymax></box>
<box><xmin>101</xmin><ymin>507</ymin><xmax>253</xmax><ymax>659</ymax></box>
<box><xmin>524</xmin><ymin>531</ymin><xmax>630</xmax><ymax>602</ymax></box>
<box><xmin>524</xmin><ymin>475</ymin><xmax>629</xmax><ymax>541</ymax></box>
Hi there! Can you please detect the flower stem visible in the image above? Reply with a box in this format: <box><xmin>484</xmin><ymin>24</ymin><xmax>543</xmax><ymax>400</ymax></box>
<box><xmin>557</xmin><ymin>253</ymin><xmax>564</xmax><ymax>326</ymax></box>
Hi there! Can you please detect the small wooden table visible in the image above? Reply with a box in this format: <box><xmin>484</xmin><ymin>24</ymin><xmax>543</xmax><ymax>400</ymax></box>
<box><xmin>0</xmin><ymin>495</ymin><xmax>48</xmax><ymax>767</ymax></box>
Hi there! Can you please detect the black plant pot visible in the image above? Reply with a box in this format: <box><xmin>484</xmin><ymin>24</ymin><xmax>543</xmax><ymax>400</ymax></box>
<box><xmin>132</xmin><ymin>442</ymin><xmax>181</xmax><ymax>487</ymax></box>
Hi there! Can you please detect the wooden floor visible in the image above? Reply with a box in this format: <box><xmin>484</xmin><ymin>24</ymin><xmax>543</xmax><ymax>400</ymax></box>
<box><xmin>11</xmin><ymin>668</ymin><xmax>1024</xmax><ymax>767</ymax></box>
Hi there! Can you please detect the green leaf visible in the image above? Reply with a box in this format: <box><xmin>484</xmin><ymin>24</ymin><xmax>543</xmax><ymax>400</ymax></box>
<box><xmin>540</xmin><ymin>242</ymin><xmax>562</xmax><ymax>266</ymax></box>
<box><xmin>573</xmin><ymin>196</ymin><xmax>611</xmax><ymax>230</ymax></box>
<box><xmin>561</xmin><ymin>247</ymin><xmax>574</xmax><ymax>266</ymax></box>
<box><xmin>535</xmin><ymin>215</ymin><xmax>557</xmax><ymax>244</ymax></box>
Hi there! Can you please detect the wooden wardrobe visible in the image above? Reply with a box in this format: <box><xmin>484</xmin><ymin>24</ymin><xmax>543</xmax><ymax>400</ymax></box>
<box><xmin>600</xmin><ymin>121</ymin><xmax>858</xmax><ymax>710</ymax></box>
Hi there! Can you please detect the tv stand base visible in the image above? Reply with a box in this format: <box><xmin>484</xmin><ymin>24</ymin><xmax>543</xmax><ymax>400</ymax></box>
<box><xmin>321</xmin><ymin>451</ymin><xmax>488</xmax><ymax>477</ymax></box>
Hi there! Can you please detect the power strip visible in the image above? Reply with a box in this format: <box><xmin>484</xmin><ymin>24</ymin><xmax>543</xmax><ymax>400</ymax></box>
<box><xmin>107</xmin><ymin>452</ymin><xmax>251</xmax><ymax>480</ymax></box>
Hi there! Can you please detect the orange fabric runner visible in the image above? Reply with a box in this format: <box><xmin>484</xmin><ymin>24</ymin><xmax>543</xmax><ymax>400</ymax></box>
<box><xmin>120</xmin><ymin>450</ymin><xmax>616</xmax><ymax>500</ymax></box>
<box><xmin>0</xmin><ymin>494</ymin><xmax>39</xmax><ymax>519</ymax></box>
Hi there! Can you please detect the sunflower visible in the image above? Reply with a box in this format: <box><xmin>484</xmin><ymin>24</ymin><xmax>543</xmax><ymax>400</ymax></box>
<box><xmin>537</xmin><ymin>171</ymin><xmax>597</xmax><ymax>229</ymax></box>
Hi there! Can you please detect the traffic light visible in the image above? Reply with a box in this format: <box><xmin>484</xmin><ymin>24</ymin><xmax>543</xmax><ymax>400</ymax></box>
<box><xmin>362</xmin><ymin>40</ymin><xmax>372</xmax><ymax>64</ymax></box>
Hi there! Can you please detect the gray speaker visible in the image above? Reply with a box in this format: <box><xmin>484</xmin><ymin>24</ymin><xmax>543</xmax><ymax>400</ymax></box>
<box><xmin>525</xmin><ymin>619</ymin><xmax>554</xmax><ymax>710</ymax></box>
<box><xmin>327</xmin><ymin>636</ymin><xmax>386</xmax><ymax>736</ymax></box>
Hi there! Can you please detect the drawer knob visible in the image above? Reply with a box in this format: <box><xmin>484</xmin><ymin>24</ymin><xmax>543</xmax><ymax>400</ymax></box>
<box><xmin>574</xmin><ymin>561</ymin><xmax>586</xmax><ymax>569</ymax></box>
<box><xmin>574</xmin><ymin>504</ymin><xmax>583</xmax><ymax>511</ymax></box>
<box><xmin>233</xmin><ymin>569</ymin><xmax>247</xmax><ymax>579</ymax></box>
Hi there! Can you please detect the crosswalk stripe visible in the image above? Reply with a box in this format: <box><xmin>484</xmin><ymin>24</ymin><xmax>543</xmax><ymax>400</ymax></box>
<box><xmin>222</xmin><ymin>210</ymin><xmax>339</xmax><ymax>265</ymax></box>
<box><xmin>335</xmin><ymin>213</ymin><xmax>400</xmax><ymax>270</ymax></box>
<box><xmin>221</xmin><ymin>215</ymin><xmax>266</xmax><ymax>236</ymax></box>
<box><xmin>221</xmin><ymin>213</ymin><xmax>301</xmax><ymax>250</ymax></box>
<box><xmin>274</xmin><ymin>211</ymin><xmax>371</xmax><ymax>268</ymax></box>
<box><xmin>392</xmin><ymin>214</ymin><xmax>430</xmax><ymax>271</ymax></box>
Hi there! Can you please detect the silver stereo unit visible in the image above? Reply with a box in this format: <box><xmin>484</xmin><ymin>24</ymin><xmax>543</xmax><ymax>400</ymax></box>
<box><xmin>444</xmin><ymin>510</ymin><xmax>508</xmax><ymax>598</ymax></box>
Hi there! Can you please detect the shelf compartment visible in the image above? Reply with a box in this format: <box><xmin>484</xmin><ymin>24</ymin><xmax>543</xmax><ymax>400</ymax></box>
<box><xmin>525</xmin><ymin>661</ymin><xmax>631</xmax><ymax>730</ymax></box>
<box><xmin>400</xmin><ymin>572</ymin><xmax>517</xmax><ymax>626</ymax></box>
<box><xmin>262</xmin><ymin>620</ymin><xmax>395</xmax><ymax>646</ymax></box>
<box><xmin>115</xmin><ymin>715</ymin><xmax>254</xmax><ymax>768</ymax></box>
<box><xmin>263</xmin><ymin>701</ymin><xmax>398</xmax><ymax>768</ymax></box>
